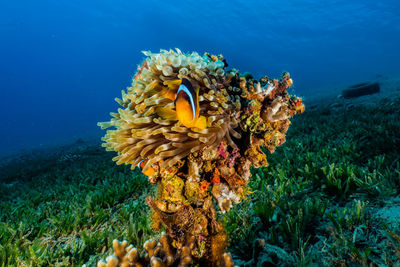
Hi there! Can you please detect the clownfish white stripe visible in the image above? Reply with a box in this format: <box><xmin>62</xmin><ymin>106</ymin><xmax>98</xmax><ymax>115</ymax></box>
<box><xmin>137</xmin><ymin>160</ymin><xmax>144</xmax><ymax>169</ymax></box>
<box><xmin>177</xmin><ymin>83</ymin><xmax>196</xmax><ymax>120</ymax></box>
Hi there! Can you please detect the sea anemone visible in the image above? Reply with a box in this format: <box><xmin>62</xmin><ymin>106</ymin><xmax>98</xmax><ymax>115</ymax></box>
<box><xmin>99</xmin><ymin>49</ymin><xmax>240</xmax><ymax>179</ymax></box>
<box><xmin>98</xmin><ymin>49</ymin><xmax>304</xmax><ymax>266</ymax></box>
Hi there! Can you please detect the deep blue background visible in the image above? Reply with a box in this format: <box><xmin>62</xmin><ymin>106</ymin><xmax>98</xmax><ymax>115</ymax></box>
<box><xmin>1</xmin><ymin>0</ymin><xmax>399</xmax><ymax>156</ymax></box>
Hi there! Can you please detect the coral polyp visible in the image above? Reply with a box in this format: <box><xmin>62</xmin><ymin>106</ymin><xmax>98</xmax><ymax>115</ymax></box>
<box><xmin>98</xmin><ymin>49</ymin><xmax>304</xmax><ymax>266</ymax></box>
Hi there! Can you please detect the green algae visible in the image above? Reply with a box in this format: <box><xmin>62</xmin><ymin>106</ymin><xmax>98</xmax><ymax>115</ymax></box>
<box><xmin>0</xmin><ymin>96</ymin><xmax>399</xmax><ymax>266</ymax></box>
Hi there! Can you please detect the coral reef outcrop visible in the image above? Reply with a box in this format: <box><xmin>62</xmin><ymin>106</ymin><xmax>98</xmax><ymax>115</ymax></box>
<box><xmin>97</xmin><ymin>234</ymin><xmax>236</xmax><ymax>267</ymax></box>
<box><xmin>98</xmin><ymin>49</ymin><xmax>304</xmax><ymax>266</ymax></box>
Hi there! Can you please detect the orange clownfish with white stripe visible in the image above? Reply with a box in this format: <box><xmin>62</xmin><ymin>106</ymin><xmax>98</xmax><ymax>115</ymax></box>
<box><xmin>174</xmin><ymin>78</ymin><xmax>207</xmax><ymax>129</ymax></box>
<box><xmin>137</xmin><ymin>160</ymin><xmax>155</xmax><ymax>176</ymax></box>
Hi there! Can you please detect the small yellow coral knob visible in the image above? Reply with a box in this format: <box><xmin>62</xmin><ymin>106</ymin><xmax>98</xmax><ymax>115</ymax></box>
<box><xmin>287</xmin><ymin>78</ymin><xmax>293</xmax><ymax>87</ymax></box>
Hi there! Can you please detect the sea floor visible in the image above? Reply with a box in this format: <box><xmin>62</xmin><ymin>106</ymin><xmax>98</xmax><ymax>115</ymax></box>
<box><xmin>1</xmin><ymin>78</ymin><xmax>400</xmax><ymax>266</ymax></box>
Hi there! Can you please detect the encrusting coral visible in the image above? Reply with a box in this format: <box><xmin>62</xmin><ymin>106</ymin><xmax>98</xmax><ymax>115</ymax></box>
<box><xmin>98</xmin><ymin>49</ymin><xmax>304</xmax><ymax>266</ymax></box>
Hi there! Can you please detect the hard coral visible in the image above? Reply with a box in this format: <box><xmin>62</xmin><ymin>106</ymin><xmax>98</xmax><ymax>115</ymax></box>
<box><xmin>98</xmin><ymin>49</ymin><xmax>304</xmax><ymax>266</ymax></box>
<box><xmin>98</xmin><ymin>233</ymin><xmax>236</xmax><ymax>267</ymax></box>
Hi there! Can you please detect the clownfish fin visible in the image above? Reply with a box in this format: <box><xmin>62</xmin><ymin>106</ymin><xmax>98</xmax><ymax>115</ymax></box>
<box><xmin>194</xmin><ymin>87</ymin><xmax>200</xmax><ymax>118</ymax></box>
<box><xmin>164</xmin><ymin>79</ymin><xmax>182</xmax><ymax>90</ymax></box>
<box><xmin>143</xmin><ymin>166</ymin><xmax>155</xmax><ymax>176</ymax></box>
<box><xmin>156</xmin><ymin>107</ymin><xmax>177</xmax><ymax>120</ymax></box>
<box><xmin>159</xmin><ymin>87</ymin><xmax>177</xmax><ymax>101</ymax></box>
<box><xmin>193</xmin><ymin>115</ymin><xmax>207</xmax><ymax>130</ymax></box>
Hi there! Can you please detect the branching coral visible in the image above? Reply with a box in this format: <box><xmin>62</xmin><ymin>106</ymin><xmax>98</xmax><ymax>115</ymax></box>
<box><xmin>97</xmin><ymin>233</ymin><xmax>236</xmax><ymax>267</ymax></box>
<box><xmin>98</xmin><ymin>49</ymin><xmax>304</xmax><ymax>266</ymax></box>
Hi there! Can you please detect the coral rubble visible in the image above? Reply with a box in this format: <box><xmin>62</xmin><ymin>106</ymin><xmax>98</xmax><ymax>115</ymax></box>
<box><xmin>98</xmin><ymin>49</ymin><xmax>304</xmax><ymax>266</ymax></box>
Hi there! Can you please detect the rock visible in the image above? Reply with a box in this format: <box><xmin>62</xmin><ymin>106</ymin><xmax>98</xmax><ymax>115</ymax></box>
<box><xmin>342</xmin><ymin>82</ymin><xmax>380</xmax><ymax>99</ymax></box>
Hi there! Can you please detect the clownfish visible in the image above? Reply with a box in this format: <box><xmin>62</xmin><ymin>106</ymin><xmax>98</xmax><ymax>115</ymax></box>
<box><xmin>137</xmin><ymin>160</ymin><xmax>155</xmax><ymax>176</ymax></box>
<box><xmin>175</xmin><ymin>78</ymin><xmax>206</xmax><ymax>129</ymax></box>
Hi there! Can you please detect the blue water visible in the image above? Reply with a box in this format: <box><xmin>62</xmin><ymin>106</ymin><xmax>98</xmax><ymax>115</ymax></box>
<box><xmin>1</xmin><ymin>0</ymin><xmax>399</xmax><ymax>156</ymax></box>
